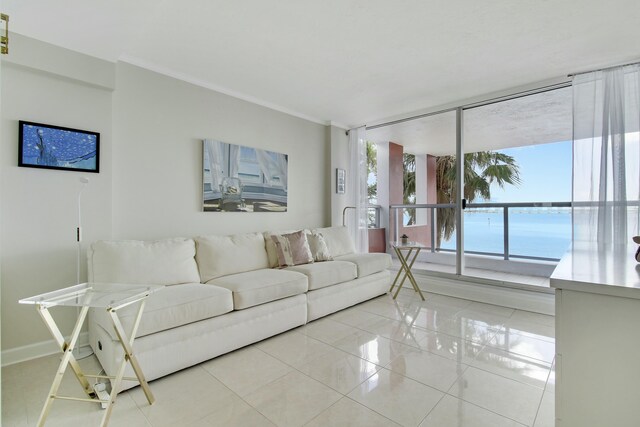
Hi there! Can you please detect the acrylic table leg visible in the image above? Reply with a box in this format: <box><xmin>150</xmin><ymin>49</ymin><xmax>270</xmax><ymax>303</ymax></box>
<box><xmin>393</xmin><ymin>248</ymin><xmax>425</xmax><ymax>301</ymax></box>
<box><xmin>100</xmin><ymin>300</ymin><xmax>154</xmax><ymax>426</ymax></box>
<box><xmin>390</xmin><ymin>248</ymin><xmax>414</xmax><ymax>293</ymax></box>
<box><xmin>389</xmin><ymin>265</ymin><xmax>404</xmax><ymax>293</ymax></box>
<box><xmin>37</xmin><ymin>305</ymin><xmax>91</xmax><ymax>427</ymax></box>
<box><xmin>110</xmin><ymin>302</ymin><xmax>154</xmax><ymax>404</ymax></box>
<box><xmin>404</xmin><ymin>248</ymin><xmax>425</xmax><ymax>300</ymax></box>
<box><xmin>393</xmin><ymin>247</ymin><xmax>411</xmax><ymax>299</ymax></box>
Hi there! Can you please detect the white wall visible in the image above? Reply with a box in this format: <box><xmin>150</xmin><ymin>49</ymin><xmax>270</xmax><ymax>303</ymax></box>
<box><xmin>112</xmin><ymin>62</ymin><xmax>328</xmax><ymax>239</ymax></box>
<box><xmin>1</xmin><ymin>36</ymin><xmax>114</xmax><ymax>352</ymax></box>
<box><xmin>329</xmin><ymin>125</ymin><xmax>349</xmax><ymax>226</ymax></box>
<box><xmin>1</xmin><ymin>39</ymin><xmax>331</xmax><ymax>360</ymax></box>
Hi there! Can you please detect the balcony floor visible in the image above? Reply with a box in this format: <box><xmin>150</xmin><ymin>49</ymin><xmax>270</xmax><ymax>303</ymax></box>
<box><xmin>392</xmin><ymin>259</ymin><xmax>552</xmax><ymax>291</ymax></box>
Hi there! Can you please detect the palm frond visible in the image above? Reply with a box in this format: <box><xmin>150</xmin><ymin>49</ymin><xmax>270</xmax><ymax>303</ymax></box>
<box><xmin>435</xmin><ymin>151</ymin><xmax>520</xmax><ymax>245</ymax></box>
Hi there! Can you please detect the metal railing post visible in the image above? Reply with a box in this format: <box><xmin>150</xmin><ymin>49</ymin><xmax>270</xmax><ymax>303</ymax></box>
<box><xmin>430</xmin><ymin>207</ymin><xmax>436</xmax><ymax>253</ymax></box>
<box><xmin>386</xmin><ymin>201</ymin><xmax>580</xmax><ymax>262</ymax></box>
<box><xmin>394</xmin><ymin>207</ymin><xmax>399</xmax><ymax>243</ymax></box>
<box><xmin>503</xmin><ymin>206</ymin><xmax>509</xmax><ymax>260</ymax></box>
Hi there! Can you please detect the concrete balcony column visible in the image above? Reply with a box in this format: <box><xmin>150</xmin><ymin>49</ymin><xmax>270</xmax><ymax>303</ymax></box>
<box><xmin>386</xmin><ymin>143</ymin><xmax>437</xmax><ymax>248</ymax></box>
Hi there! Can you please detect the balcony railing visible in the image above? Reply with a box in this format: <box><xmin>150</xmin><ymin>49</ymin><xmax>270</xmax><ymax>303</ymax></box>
<box><xmin>389</xmin><ymin>201</ymin><xmax>573</xmax><ymax>262</ymax></box>
<box><xmin>342</xmin><ymin>205</ymin><xmax>383</xmax><ymax>228</ymax></box>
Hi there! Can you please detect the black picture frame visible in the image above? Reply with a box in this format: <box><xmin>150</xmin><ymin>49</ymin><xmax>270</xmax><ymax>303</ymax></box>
<box><xmin>336</xmin><ymin>168</ymin><xmax>346</xmax><ymax>194</ymax></box>
<box><xmin>18</xmin><ymin>120</ymin><xmax>100</xmax><ymax>173</ymax></box>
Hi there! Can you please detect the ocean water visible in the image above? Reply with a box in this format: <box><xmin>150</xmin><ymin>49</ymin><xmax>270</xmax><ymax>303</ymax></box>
<box><xmin>439</xmin><ymin>211</ymin><xmax>572</xmax><ymax>259</ymax></box>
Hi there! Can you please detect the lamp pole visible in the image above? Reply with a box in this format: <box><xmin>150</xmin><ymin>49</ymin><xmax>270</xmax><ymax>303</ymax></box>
<box><xmin>74</xmin><ymin>177</ymin><xmax>93</xmax><ymax>359</ymax></box>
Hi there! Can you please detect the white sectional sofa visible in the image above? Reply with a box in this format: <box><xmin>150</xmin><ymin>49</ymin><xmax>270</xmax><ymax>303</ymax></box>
<box><xmin>87</xmin><ymin>226</ymin><xmax>391</xmax><ymax>391</ymax></box>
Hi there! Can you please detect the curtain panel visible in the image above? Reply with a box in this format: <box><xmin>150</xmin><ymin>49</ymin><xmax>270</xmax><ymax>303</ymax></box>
<box><xmin>348</xmin><ymin>126</ymin><xmax>369</xmax><ymax>253</ymax></box>
<box><xmin>572</xmin><ymin>64</ymin><xmax>640</xmax><ymax>245</ymax></box>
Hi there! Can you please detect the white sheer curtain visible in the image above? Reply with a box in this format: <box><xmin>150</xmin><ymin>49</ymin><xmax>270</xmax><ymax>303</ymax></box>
<box><xmin>229</xmin><ymin>144</ymin><xmax>241</xmax><ymax>178</ymax></box>
<box><xmin>275</xmin><ymin>153</ymin><xmax>288</xmax><ymax>191</ymax></box>
<box><xmin>573</xmin><ymin>64</ymin><xmax>640</xmax><ymax>246</ymax></box>
<box><xmin>255</xmin><ymin>149</ymin><xmax>276</xmax><ymax>185</ymax></box>
<box><xmin>255</xmin><ymin>149</ymin><xmax>288</xmax><ymax>189</ymax></box>
<box><xmin>204</xmin><ymin>139</ymin><xmax>224</xmax><ymax>192</ymax></box>
<box><xmin>348</xmin><ymin>126</ymin><xmax>369</xmax><ymax>253</ymax></box>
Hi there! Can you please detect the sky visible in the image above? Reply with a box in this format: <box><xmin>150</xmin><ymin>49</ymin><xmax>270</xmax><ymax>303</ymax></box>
<box><xmin>487</xmin><ymin>140</ymin><xmax>572</xmax><ymax>203</ymax></box>
<box><xmin>367</xmin><ymin>139</ymin><xmax>573</xmax><ymax>204</ymax></box>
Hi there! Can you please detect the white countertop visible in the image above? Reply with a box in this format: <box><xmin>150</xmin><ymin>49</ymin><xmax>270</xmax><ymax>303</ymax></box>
<box><xmin>551</xmin><ymin>242</ymin><xmax>640</xmax><ymax>298</ymax></box>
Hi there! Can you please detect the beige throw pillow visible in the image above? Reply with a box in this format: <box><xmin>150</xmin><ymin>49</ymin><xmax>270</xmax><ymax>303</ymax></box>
<box><xmin>271</xmin><ymin>231</ymin><xmax>314</xmax><ymax>267</ymax></box>
<box><xmin>306</xmin><ymin>232</ymin><xmax>333</xmax><ymax>262</ymax></box>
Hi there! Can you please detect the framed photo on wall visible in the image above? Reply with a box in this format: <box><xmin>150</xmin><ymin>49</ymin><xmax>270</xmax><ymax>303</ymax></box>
<box><xmin>203</xmin><ymin>139</ymin><xmax>288</xmax><ymax>212</ymax></box>
<box><xmin>336</xmin><ymin>168</ymin><xmax>345</xmax><ymax>194</ymax></box>
<box><xmin>18</xmin><ymin>121</ymin><xmax>100</xmax><ymax>173</ymax></box>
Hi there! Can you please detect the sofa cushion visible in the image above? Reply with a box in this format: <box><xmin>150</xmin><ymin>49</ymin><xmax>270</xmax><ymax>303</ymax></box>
<box><xmin>196</xmin><ymin>233</ymin><xmax>269</xmax><ymax>282</ymax></box>
<box><xmin>313</xmin><ymin>226</ymin><xmax>356</xmax><ymax>257</ymax></box>
<box><xmin>88</xmin><ymin>238</ymin><xmax>201</xmax><ymax>286</ymax></box>
<box><xmin>264</xmin><ymin>229</ymin><xmax>308</xmax><ymax>268</ymax></box>
<box><xmin>207</xmin><ymin>269</ymin><xmax>308</xmax><ymax>309</ymax></box>
<box><xmin>91</xmin><ymin>283</ymin><xmax>233</xmax><ymax>340</ymax></box>
<box><xmin>334</xmin><ymin>253</ymin><xmax>392</xmax><ymax>278</ymax></box>
<box><xmin>306</xmin><ymin>232</ymin><xmax>333</xmax><ymax>262</ymax></box>
<box><xmin>270</xmin><ymin>231</ymin><xmax>314</xmax><ymax>267</ymax></box>
<box><xmin>286</xmin><ymin>261</ymin><xmax>357</xmax><ymax>290</ymax></box>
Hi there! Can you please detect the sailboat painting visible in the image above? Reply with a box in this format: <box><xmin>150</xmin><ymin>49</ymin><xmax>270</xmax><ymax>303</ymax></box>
<box><xmin>203</xmin><ymin>139</ymin><xmax>288</xmax><ymax>212</ymax></box>
<box><xmin>18</xmin><ymin>121</ymin><xmax>100</xmax><ymax>173</ymax></box>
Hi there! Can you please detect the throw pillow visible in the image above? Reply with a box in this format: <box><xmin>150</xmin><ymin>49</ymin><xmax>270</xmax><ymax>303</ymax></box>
<box><xmin>306</xmin><ymin>232</ymin><xmax>333</xmax><ymax>262</ymax></box>
<box><xmin>271</xmin><ymin>230</ymin><xmax>314</xmax><ymax>267</ymax></box>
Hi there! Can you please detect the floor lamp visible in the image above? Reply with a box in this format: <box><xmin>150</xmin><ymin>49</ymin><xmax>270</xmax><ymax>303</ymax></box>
<box><xmin>74</xmin><ymin>176</ymin><xmax>94</xmax><ymax>359</ymax></box>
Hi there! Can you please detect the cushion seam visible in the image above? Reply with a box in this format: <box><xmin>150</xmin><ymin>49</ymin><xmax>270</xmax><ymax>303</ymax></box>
<box><xmin>228</xmin><ymin>279</ymin><xmax>307</xmax><ymax>293</ymax></box>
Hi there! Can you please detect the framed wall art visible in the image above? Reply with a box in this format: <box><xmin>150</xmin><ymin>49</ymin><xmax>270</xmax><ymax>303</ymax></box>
<box><xmin>336</xmin><ymin>168</ymin><xmax>346</xmax><ymax>194</ymax></box>
<box><xmin>18</xmin><ymin>121</ymin><xmax>100</xmax><ymax>173</ymax></box>
<box><xmin>203</xmin><ymin>139</ymin><xmax>288</xmax><ymax>212</ymax></box>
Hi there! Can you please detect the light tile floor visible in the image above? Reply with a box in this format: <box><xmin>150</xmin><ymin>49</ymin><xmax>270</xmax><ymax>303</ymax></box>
<box><xmin>1</xmin><ymin>288</ymin><xmax>555</xmax><ymax>427</ymax></box>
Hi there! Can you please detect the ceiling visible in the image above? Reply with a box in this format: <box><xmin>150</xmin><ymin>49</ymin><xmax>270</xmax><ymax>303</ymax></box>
<box><xmin>368</xmin><ymin>87</ymin><xmax>573</xmax><ymax>155</ymax></box>
<box><xmin>4</xmin><ymin>1</ymin><xmax>640</xmax><ymax>127</ymax></box>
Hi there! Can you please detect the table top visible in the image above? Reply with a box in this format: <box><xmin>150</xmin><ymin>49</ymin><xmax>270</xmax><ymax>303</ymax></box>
<box><xmin>551</xmin><ymin>242</ymin><xmax>640</xmax><ymax>299</ymax></box>
<box><xmin>390</xmin><ymin>241</ymin><xmax>427</xmax><ymax>249</ymax></box>
<box><xmin>19</xmin><ymin>283</ymin><xmax>163</xmax><ymax>309</ymax></box>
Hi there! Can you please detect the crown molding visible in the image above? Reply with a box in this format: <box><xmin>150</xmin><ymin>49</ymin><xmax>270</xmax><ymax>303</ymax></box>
<box><xmin>118</xmin><ymin>54</ymin><xmax>330</xmax><ymax>126</ymax></box>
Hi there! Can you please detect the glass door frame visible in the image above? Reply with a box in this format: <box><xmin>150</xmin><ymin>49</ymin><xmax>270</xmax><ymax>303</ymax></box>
<box><xmin>369</xmin><ymin>81</ymin><xmax>572</xmax><ymax>280</ymax></box>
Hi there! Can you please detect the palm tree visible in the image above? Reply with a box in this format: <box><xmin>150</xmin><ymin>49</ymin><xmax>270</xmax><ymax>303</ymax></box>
<box><xmin>366</xmin><ymin>141</ymin><xmax>377</xmax><ymax>201</ymax></box>
<box><xmin>403</xmin><ymin>154</ymin><xmax>417</xmax><ymax>225</ymax></box>
<box><xmin>434</xmin><ymin>152</ymin><xmax>520</xmax><ymax>246</ymax></box>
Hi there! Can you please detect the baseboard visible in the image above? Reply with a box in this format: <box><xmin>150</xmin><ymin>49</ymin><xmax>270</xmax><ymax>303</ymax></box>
<box><xmin>408</xmin><ymin>273</ymin><xmax>555</xmax><ymax>315</ymax></box>
<box><xmin>2</xmin><ymin>332</ymin><xmax>90</xmax><ymax>367</ymax></box>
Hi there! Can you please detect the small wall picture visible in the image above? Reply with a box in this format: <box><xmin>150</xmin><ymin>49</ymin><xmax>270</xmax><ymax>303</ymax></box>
<box><xmin>18</xmin><ymin>121</ymin><xmax>100</xmax><ymax>173</ymax></box>
<box><xmin>336</xmin><ymin>168</ymin><xmax>346</xmax><ymax>194</ymax></box>
<box><xmin>203</xmin><ymin>139</ymin><xmax>288</xmax><ymax>212</ymax></box>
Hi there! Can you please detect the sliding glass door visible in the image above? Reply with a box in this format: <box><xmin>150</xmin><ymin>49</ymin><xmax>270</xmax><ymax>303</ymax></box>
<box><xmin>365</xmin><ymin>84</ymin><xmax>574</xmax><ymax>291</ymax></box>
<box><xmin>366</xmin><ymin>110</ymin><xmax>458</xmax><ymax>276</ymax></box>
<box><xmin>460</xmin><ymin>87</ymin><xmax>572</xmax><ymax>287</ymax></box>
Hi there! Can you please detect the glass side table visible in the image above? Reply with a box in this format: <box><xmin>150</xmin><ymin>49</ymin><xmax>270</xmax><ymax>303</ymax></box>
<box><xmin>389</xmin><ymin>241</ymin><xmax>426</xmax><ymax>301</ymax></box>
<box><xmin>20</xmin><ymin>282</ymin><xmax>162</xmax><ymax>427</ymax></box>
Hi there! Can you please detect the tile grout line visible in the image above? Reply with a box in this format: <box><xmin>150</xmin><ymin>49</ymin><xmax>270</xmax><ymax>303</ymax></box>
<box><xmin>196</xmin><ymin>362</ymin><xmax>280</xmax><ymax>426</ymax></box>
<box><xmin>445</xmin><ymin>372</ymin><xmax>535</xmax><ymax>427</ymax></box>
<box><xmin>301</xmin><ymin>395</ymin><xmax>402</xmax><ymax>427</ymax></box>
<box><xmin>416</xmin><ymin>391</ymin><xmax>448</xmax><ymax>427</ymax></box>
<box><xmin>329</xmin><ymin>298</ymin><xmax>554</xmax><ymax>390</ymax></box>
<box><xmin>7</xmin><ymin>292</ymin><xmax>553</xmax><ymax>427</ymax></box>
<box><xmin>531</xmin><ymin>355</ymin><xmax>556</xmax><ymax>427</ymax></box>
